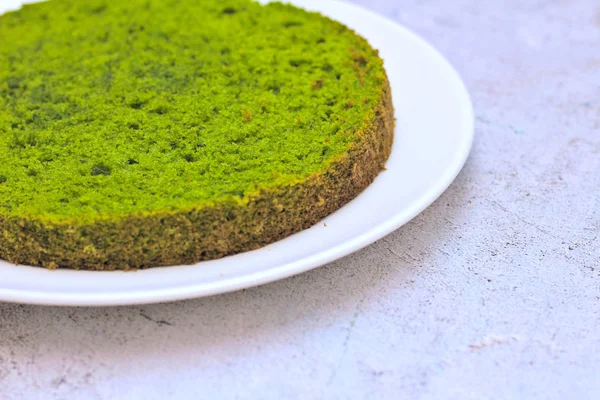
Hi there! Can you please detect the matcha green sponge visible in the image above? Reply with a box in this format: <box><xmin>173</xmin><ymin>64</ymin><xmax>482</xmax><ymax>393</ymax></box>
<box><xmin>0</xmin><ymin>0</ymin><xmax>394</xmax><ymax>270</ymax></box>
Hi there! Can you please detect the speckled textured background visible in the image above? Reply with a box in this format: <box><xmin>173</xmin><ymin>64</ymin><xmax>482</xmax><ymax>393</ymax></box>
<box><xmin>1</xmin><ymin>0</ymin><xmax>599</xmax><ymax>399</ymax></box>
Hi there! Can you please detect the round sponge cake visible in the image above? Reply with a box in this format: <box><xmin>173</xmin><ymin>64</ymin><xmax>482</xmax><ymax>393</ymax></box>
<box><xmin>0</xmin><ymin>0</ymin><xmax>394</xmax><ymax>270</ymax></box>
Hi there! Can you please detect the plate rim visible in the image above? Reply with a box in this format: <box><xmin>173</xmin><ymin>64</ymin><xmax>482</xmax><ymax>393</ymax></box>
<box><xmin>0</xmin><ymin>0</ymin><xmax>474</xmax><ymax>306</ymax></box>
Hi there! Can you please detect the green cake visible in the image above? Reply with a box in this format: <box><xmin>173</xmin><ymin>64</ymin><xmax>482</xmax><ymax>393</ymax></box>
<box><xmin>0</xmin><ymin>0</ymin><xmax>394</xmax><ymax>270</ymax></box>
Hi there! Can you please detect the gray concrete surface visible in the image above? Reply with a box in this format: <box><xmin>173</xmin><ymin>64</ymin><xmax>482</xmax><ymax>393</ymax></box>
<box><xmin>1</xmin><ymin>0</ymin><xmax>599</xmax><ymax>399</ymax></box>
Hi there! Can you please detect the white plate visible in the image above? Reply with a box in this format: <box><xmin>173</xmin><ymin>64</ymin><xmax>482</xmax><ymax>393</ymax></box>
<box><xmin>0</xmin><ymin>0</ymin><xmax>473</xmax><ymax>306</ymax></box>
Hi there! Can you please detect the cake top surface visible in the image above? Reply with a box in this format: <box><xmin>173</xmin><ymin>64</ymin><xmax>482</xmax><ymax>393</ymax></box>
<box><xmin>0</xmin><ymin>0</ymin><xmax>386</xmax><ymax>223</ymax></box>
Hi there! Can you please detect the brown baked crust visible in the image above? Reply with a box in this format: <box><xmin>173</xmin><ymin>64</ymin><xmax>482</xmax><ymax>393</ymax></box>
<box><xmin>0</xmin><ymin>78</ymin><xmax>394</xmax><ymax>270</ymax></box>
